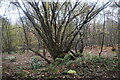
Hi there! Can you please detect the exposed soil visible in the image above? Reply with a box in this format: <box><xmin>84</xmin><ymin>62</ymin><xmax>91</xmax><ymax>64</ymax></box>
<box><xmin>2</xmin><ymin>50</ymin><xmax>53</xmax><ymax>74</ymax></box>
<box><xmin>84</xmin><ymin>46</ymin><xmax>118</xmax><ymax>57</ymax></box>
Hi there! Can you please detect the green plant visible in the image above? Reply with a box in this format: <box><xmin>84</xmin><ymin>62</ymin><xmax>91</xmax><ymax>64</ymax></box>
<box><xmin>111</xmin><ymin>65</ymin><xmax>119</xmax><ymax>71</ymax></box>
<box><xmin>67</xmin><ymin>70</ymin><xmax>76</xmax><ymax>74</ymax></box>
<box><xmin>55</xmin><ymin>58</ymin><xmax>64</xmax><ymax>62</ymax></box>
<box><xmin>30</xmin><ymin>56</ymin><xmax>42</xmax><ymax>69</ymax></box>
<box><xmin>66</xmin><ymin>60</ymin><xmax>74</xmax><ymax>65</ymax></box>
<box><xmin>64</xmin><ymin>54</ymin><xmax>71</xmax><ymax>61</ymax></box>
<box><xmin>83</xmin><ymin>53</ymin><xmax>91</xmax><ymax>57</ymax></box>
<box><xmin>50</xmin><ymin>58</ymin><xmax>64</xmax><ymax>67</ymax></box>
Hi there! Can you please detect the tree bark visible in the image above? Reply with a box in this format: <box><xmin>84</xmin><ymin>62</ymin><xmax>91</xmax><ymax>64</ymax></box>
<box><xmin>99</xmin><ymin>9</ymin><xmax>105</xmax><ymax>57</ymax></box>
<box><xmin>118</xmin><ymin>2</ymin><xmax>120</xmax><ymax>57</ymax></box>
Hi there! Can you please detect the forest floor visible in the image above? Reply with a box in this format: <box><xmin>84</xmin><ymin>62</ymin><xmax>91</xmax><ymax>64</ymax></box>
<box><xmin>2</xmin><ymin>46</ymin><xmax>120</xmax><ymax>79</ymax></box>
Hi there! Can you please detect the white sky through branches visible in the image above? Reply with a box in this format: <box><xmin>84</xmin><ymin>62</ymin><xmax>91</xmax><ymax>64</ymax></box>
<box><xmin>0</xmin><ymin>0</ymin><xmax>119</xmax><ymax>24</ymax></box>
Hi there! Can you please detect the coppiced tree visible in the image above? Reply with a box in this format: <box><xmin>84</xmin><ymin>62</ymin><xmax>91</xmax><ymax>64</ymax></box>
<box><xmin>12</xmin><ymin>0</ymin><xmax>111</xmax><ymax>62</ymax></box>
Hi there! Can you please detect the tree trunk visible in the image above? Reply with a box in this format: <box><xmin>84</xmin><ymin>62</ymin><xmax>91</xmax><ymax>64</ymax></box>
<box><xmin>99</xmin><ymin>9</ymin><xmax>106</xmax><ymax>57</ymax></box>
<box><xmin>47</xmin><ymin>48</ymin><xmax>67</xmax><ymax>60</ymax></box>
<box><xmin>118</xmin><ymin>3</ymin><xmax>120</xmax><ymax>57</ymax></box>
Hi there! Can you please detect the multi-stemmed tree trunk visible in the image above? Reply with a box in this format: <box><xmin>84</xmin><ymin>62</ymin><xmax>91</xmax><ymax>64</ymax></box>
<box><xmin>12</xmin><ymin>1</ymin><xmax>111</xmax><ymax>61</ymax></box>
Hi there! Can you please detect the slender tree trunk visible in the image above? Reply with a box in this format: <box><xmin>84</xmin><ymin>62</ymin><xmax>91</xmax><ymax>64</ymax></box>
<box><xmin>99</xmin><ymin>10</ymin><xmax>106</xmax><ymax>57</ymax></box>
<box><xmin>79</xmin><ymin>37</ymin><xmax>84</xmax><ymax>53</ymax></box>
<box><xmin>6</xmin><ymin>25</ymin><xmax>11</xmax><ymax>54</ymax></box>
<box><xmin>118</xmin><ymin>3</ymin><xmax>120</xmax><ymax>57</ymax></box>
<box><xmin>23</xmin><ymin>25</ymin><xmax>29</xmax><ymax>53</ymax></box>
<box><xmin>0</xmin><ymin>26</ymin><xmax>1</xmax><ymax>80</ymax></box>
<box><xmin>43</xmin><ymin>44</ymin><xmax>46</xmax><ymax>58</ymax></box>
<box><xmin>92</xmin><ymin>19</ymin><xmax>96</xmax><ymax>49</ymax></box>
<box><xmin>17</xmin><ymin>7</ymin><xmax>29</xmax><ymax>53</ymax></box>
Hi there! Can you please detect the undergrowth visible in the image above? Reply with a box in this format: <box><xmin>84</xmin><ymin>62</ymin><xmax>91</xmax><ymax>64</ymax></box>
<box><xmin>3</xmin><ymin>52</ymin><xmax>119</xmax><ymax>79</ymax></box>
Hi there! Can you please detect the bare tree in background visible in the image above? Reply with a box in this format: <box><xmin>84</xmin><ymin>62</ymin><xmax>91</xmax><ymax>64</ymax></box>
<box><xmin>0</xmin><ymin>34</ymin><xmax>1</xmax><ymax>79</ymax></box>
<box><xmin>116</xmin><ymin>1</ymin><xmax>120</xmax><ymax>56</ymax></box>
<box><xmin>2</xmin><ymin>18</ymin><xmax>12</xmax><ymax>54</ymax></box>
